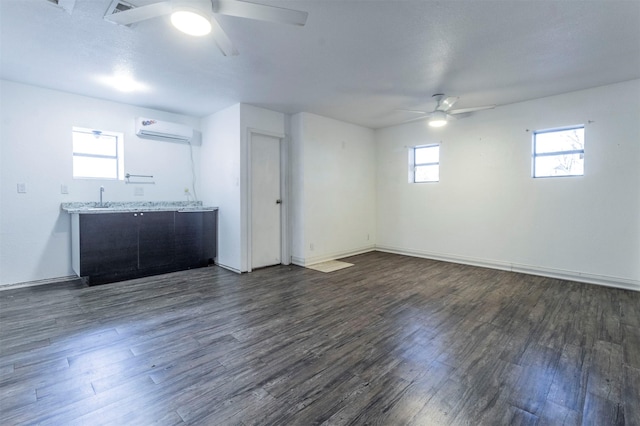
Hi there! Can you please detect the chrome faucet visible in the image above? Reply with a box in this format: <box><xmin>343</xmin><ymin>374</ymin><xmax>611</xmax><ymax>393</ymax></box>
<box><xmin>99</xmin><ymin>186</ymin><xmax>105</xmax><ymax>207</ymax></box>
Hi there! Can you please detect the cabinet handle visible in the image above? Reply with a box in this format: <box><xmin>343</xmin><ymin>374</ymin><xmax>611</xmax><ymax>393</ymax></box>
<box><xmin>134</xmin><ymin>213</ymin><xmax>137</xmax><ymax>217</ymax></box>
<box><xmin>140</xmin><ymin>213</ymin><xmax>144</xmax><ymax>216</ymax></box>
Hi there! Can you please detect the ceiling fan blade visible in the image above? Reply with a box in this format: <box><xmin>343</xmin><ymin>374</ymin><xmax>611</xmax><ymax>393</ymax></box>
<box><xmin>104</xmin><ymin>1</ymin><xmax>172</xmax><ymax>25</ymax></box>
<box><xmin>448</xmin><ymin>105</ymin><xmax>496</xmax><ymax>115</ymax></box>
<box><xmin>215</xmin><ymin>0</ymin><xmax>308</xmax><ymax>26</ymax></box>
<box><xmin>401</xmin><ymin>113</ymin><xmax>433</xmax><ymax>124</ymax></box>
<box><xmin>438</xmin><ymin>96</ymin><xmax>459</xmax><ymax>111</ymax></box>
<box><xmin>209</xmin><ymin>15</ymin><xmax>239</xmax><ymax>56</ymax></box>
<box><xmin>396</xmin><ymin>109</ymin><xmax>429</xmax><ymax>114</ymax></box>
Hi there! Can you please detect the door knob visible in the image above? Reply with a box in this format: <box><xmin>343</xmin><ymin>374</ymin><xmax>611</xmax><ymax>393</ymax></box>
<box><xmin>276</xmin><ymin>199</ymin><xmax>282</xmax><ymax>204</ymax></box>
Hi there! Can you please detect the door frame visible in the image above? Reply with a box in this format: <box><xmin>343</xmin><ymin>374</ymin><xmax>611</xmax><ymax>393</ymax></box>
<box><xmin>246</xmin><ymin>128</ymin><xmax>289</xmax><ymax>272</ymax></box>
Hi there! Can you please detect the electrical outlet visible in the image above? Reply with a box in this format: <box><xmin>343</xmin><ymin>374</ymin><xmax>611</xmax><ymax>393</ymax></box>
<box><xmin>134</xmin><ymin>187</ymin><xmax>144</xmax><ymax>196</ymax></box>
<box><xmin>310</xmin><ymin>243</ymin><xmax>314</xmax><ymax>251</ymax></box>
<box><xmin>17</xmin><ymin>183</ymin><xmax>26</xmax><ymax>193</ymax></box>
<box><xmin>61</xmin><ymin>184</ymin><xmax>69</xmax><ymax>194</ymax></box>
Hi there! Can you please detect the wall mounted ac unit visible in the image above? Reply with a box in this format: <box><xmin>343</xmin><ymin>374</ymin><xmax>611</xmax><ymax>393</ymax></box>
<box><xmin>135</xmin><ymin>117</ymin><xmax>193</xmax><ymax>142</ymax></box>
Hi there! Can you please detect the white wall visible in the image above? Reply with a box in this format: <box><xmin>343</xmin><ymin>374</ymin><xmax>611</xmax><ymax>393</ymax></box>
<box><xmin>290</xmin><ymin>112</ymin><xmax>377</xmax><ymax>265</ymax></box>
<box><xmin>0</xmin><ymin>80</ymin><xmax>202</xmax><ymax>286</ymax></box>
<box><xmin>200</xmin><ymin>104</ymin><xmax>242</xmax><ymax>272</ymax></box>
<box><xmin>3</xmin><ymin>79</ymin><xmax>636</xmax><ymax>290</ymax></box>
<box><xmin>290</xmin><ymin>114</ymin><xmax>305</xmax><ymax>262</ymax></box>
<box><xmin>200</xmin><ymin>103</ymin><xmax>285</xmax><ymax>273</ymax></box>
<box><xmin>376</xmin><ymin>80</ymin><xmax>640</xmax><ymax>290</ymax></box>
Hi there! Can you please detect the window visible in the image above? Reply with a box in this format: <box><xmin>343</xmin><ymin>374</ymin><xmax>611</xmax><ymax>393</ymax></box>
<box><xmin>533</xmin><ymin>126</ymin><xmax>584</xmax><ymax>178</ymax></box>
<box><xmin>412</xmin><ymin>144</ymin><xmax>440</xmax><ymax>183</ymax></box>
<box><xmin>72</xmin><ymin>127</ymin><xmax>124</xmax><ymax>180</ymax></box>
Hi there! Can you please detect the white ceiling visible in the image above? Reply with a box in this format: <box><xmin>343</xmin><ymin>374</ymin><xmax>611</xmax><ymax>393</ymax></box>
<box><xmin>1</xmin><ymin>0</ymin><xmax>639</xmax><ymax>129</ymax></box>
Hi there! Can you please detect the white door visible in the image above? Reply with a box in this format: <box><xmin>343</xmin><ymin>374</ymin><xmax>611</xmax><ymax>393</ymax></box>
<box><xmin>251</xmin><ymin>133</ymin><xmax>281</xmax><ymax>269</ymax></box>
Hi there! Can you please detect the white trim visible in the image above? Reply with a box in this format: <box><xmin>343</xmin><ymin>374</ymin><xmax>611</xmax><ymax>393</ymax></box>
<box><xmin>292</xmin><ymin>245</ymin><xmax>376</xmax><ymax>267</ymax></box>
<box><xmin>216</xmin><ymin>262</ymin><xmax>242</xmax><ymax>274</ymax></box>
<box><xmin>280</xmin><ymin>133</ymin><xmax>290</xmax><ymax>266</ymax></box>
<box><xmin>246</xmin><ymin>128</ymin><xmax>288</xmax><ymax>272</ymax></box>
<box><xmin>376</xmin><ymin>245</ymin><xmax>640</xmax><ymax>292</ymax></box>
<box><xmin>0</xmin><ymin>275</ymin><xmax>79</xmax><ymax>291</ymax></box>
<box><xmin>71</xmin><ymin>213</ymin><xmax>80</xmax><ymax>275</ymax></box>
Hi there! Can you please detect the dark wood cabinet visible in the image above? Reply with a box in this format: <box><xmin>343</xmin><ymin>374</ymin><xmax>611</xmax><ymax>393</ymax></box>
<box><xmin>79</xmin><ymin>212</ymin><xmax>138</xmax><ymax>276</ymax></box>
<box><xmin>138</xmin><ymin>211</ymin><xmax>176</xmax><ymax>270</ymax></box>
<box><xmin>72</xmin><ymin>210</ymin><xmax>217</xmax><ymax>285</ymax></box>
<box><xmin>174</xmin><ymin>210</ymin><xmax>217</xmax><ymax>269</ymax></box>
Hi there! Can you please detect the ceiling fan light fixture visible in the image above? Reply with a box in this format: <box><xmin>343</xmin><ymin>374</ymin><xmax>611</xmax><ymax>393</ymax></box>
<box><xmin>171</xmin><ymin>10</ymin><xmax>211</xmax><ymax>36</ymax></box>
<box><xmin>428</xmin><ymin>111</ymin><xmax>447</xmax><ymax>127</ymax></box>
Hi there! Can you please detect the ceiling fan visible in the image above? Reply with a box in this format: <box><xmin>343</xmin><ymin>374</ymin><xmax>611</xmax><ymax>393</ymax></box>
<box><xmin>399</xmin><ymin>94</ymin><xmax>496</xmax><ymax>127</ymax></box>
<box><xmin>104</xmin><ymin>0</ymin><xmax>309</xmax><ymax>56</ymax></box>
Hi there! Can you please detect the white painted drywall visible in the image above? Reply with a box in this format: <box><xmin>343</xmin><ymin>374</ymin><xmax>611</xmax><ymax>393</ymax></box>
<box><xmin>376</xmin><ymin>80</ymin><xmax>640</xmax><ymax>289</ymax></box>
<box><xmin>199</xmin><ymin>103</ymin><xmax>285</xmax><ymax>273</ymax></box>
<box><xmin>3</xmin><ymin>79</ymin><xmax>636</xmax><ymax>289</ymax></box>
<box><xmin>0</xmin><ymin>80</ymin><xmax>202</xmax><ymax>286</ymax></box>
<box><xmin>200</xmin><ymin>104</ymin><xmax>242</xmax><ymax>272</ymax></box>
<box><xmin>290</xmin><ymin>112</ymin><xmax>377</xmax><ymax>265</ymax></box>
<box><xmin>290</xmin><ymin>114</ymin><xmax>305</xmax><ymax>263</ymax></box>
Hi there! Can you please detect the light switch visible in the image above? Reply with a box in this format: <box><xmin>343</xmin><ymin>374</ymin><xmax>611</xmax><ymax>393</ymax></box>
<box><xmin>61</xmin><ymin>184</ymin><xmax>69</xmax><ymax>194</ymax></box>
<box><xmin>17</xmin><ymin>183</ymin><xmax>26</xmax><ymax>193</ymax></box>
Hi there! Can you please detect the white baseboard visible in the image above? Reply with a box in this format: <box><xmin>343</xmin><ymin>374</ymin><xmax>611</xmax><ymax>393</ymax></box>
<box><xmin>4</xmin><ymin>249</ymin><xmax>635</xmax><ymax>292</ymax></box>
<box><xmin>376</xmin><ymin>245</ymin><xmax>640</xmax><ymax>292</ymax></box>
<box><xmin>216</xmin><ymin>263</ymin><xmax>242</xmax><ymax>274</ymax></box>
<box><xmin>0</xmin><ymin>275</ymin><xmax>79</xmax><ymax>291</ymax></box>
<box><xmin>291</xmin><ymin>245</ymin><xmax>376</xmax><ymax>267</ymax></box>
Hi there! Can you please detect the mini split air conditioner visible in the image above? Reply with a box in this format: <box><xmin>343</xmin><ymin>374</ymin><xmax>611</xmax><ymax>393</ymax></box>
<box><xmin>135</xmin><ymin>117</ymin><xmax>193</xmax><ymax>142</ymax></box>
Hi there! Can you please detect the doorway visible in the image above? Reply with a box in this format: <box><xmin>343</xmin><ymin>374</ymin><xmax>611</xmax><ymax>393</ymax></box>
<box><xmin>250</xmin><ymin>133</ymin><xmax>282</xmax><ymax>269</ymax></box>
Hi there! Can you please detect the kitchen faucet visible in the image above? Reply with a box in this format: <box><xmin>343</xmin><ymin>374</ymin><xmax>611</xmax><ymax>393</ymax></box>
<box><xmin>99</xmin><ymin>186</ymin><xmax>105</xmax><ymax>207</ymax></box>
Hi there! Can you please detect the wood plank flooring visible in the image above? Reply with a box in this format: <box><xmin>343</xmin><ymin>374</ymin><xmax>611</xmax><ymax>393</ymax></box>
<box><xmin>1</xmin><ymin>251</ymin><xmax>638</xmax><ymax>425</ymax></box>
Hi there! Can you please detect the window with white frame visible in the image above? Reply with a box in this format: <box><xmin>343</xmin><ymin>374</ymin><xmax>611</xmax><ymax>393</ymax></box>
<box><xmin>532</xmin><ymin>126</ymin><xmax>584</xmax><ymax>178</ymax></box>
<box><xmin>412</xmin><ymin>144</ymin><xmax>440</xmax><ymax>183</ymax></box>
<box><xmin>72</xmin><ymin>127</ymin><xmax>124</xmax><ymax>180</ymax></box>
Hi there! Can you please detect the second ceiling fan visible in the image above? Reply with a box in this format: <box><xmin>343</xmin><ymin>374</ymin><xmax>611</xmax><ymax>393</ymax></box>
<box><xmin>104</xmin><ymin>0</ymin><xmax>309</xmax><ymax>56</ymax></box>
<box><xmin>400</xmin><ymin>94</ymin><xmax>496</xmax><ymax>127</ymax></box>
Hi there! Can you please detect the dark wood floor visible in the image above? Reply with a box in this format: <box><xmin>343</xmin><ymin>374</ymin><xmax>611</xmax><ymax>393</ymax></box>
<box><xmin>1</xmin><ymin>252</ymin><xmax>638</xmax><ymax>425</ymax></box>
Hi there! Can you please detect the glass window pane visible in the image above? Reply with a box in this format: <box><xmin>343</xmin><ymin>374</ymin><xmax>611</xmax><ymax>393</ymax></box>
<box><xmin>415</xmin><ymin>145</ymin><xmax>439</xmax><ymax>164</ymax></box>
<box><xmin>534</xmin><ymin>153</ymin><xmax>584</xmax><ymax>177</ymax></box>
<box><xmin>535</xmin><ymin>128</ymin><xmax>584</xmax><ymax>154</ymax></box>
<box><xmin>73</xmin><ymin>156</ymin><xmax>118</xmax><ymax>179</ymax></box>
<box><xmin>415</xmin><ymin>165</ymin><xmax>439</xmax><ymax>182</ymax></box>
<box><xmin>73</xmin><ymin>131</ymin><xmax>117</xmax><ymax>157</ymax></box>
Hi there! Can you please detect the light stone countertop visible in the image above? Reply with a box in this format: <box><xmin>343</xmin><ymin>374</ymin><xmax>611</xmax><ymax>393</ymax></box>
<box><xmin>61</xmin><ymin>201</ymin><xmax>218</xmax><ymax>214</ymax></box>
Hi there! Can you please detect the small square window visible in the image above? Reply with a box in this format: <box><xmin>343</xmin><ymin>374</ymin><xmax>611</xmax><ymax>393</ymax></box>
<box><xmin>72</xmin><ymin>128</ymin><xmax>124</xmax><ymax>180</ymax></box>
<box><xmin>411</xmin><ymin>144</ymin><xmax>440</xmax><ymax>183</ymax></box>
<box><xmin>533</xmin><ymin>126</ymin><xmax>584</xmax><ymax>178</ymax></box>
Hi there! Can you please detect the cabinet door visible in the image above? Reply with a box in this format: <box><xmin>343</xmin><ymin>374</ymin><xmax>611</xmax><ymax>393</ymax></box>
<box><xmin>175</xmin><ymin>211</ymin><xmax>204</xmax><ymax>268</ymax></box>
<box><xmin>138</xmin><ymin>211</ymin><xmax>176</xmax><ymax>270</ymax></box>
<box><xmin>79</xmin><ymin>213</ymin><xmax>138</xmax><ymax>275</ymax></box>
<box><xmin>202</xmin><ymin>210</ymin><xmax>217</xmax><ymax>263</ymax></box>
<box><xmin>175</xmin><ymin>211</ymin><xmax>217</xmax><ymax>269</ymax></box>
